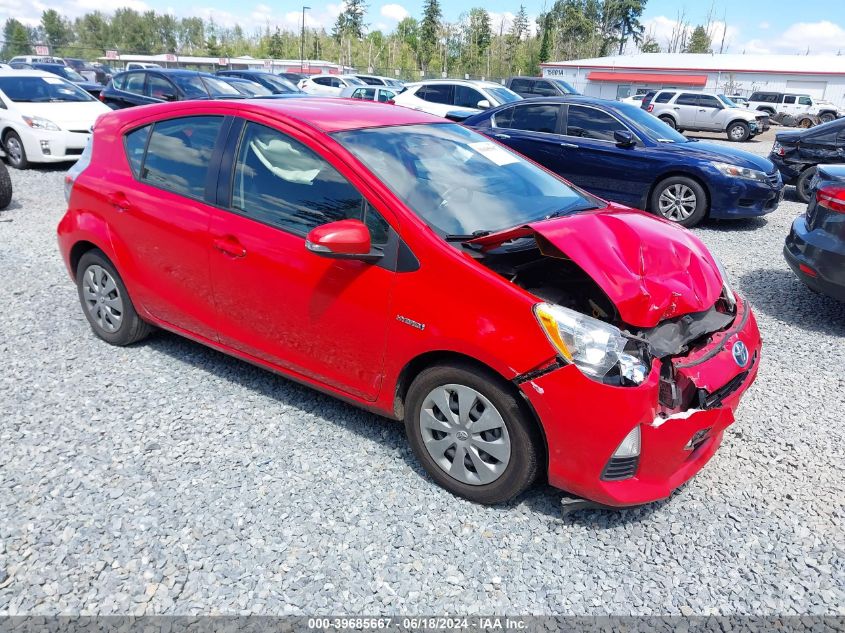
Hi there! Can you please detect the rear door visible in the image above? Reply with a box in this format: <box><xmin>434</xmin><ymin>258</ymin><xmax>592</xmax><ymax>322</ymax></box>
<box><xmin>103</xmin><ymin>114</ymin><xmax>228</xmax><ymax>339</ymax></box>
<box><xmin>207</xmin><ymin>117</ymin><xmax>396</xmax><ymax>400</ymax></box>
<box><xmin>115</xmin><ymin>71</ymin><xmax>153</xmax><ymax>107</ymax></box>
<box><xmin>672</xmin><ymin>93</ymin><xmax>700</xmax><ymax>128</ymax></box>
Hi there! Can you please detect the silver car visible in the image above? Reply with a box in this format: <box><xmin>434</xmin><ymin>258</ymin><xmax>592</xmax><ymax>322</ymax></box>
<box><xmin>646</xmin><ymin>90</ymin><xmax>766</xmax><ymax>142</ymax></box>
<box><xmin>339</xmin><ymin>85</ymin><xmax>400</xmax><ymax>103</ymax></box>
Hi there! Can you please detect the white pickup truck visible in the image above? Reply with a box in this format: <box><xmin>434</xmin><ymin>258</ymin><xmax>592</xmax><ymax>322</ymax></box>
<box><xmin>746</xmin><ymin>91</ymin><xmax>843</xmax><ymax>124</ymax></box>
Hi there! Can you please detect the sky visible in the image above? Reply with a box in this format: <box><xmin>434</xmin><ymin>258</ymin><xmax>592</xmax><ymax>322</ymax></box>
<box><xmin>4</xmin><ymin>0</ymin><xmax>845</xmax><ymax>56</ymax></box>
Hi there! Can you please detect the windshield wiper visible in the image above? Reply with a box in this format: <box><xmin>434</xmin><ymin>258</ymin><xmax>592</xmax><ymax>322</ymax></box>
<box><xmin>544</xmin><ymin>203</ymin><xmax>599</xmax><ymax>219</ymax></box>
<box><xmin>444</xmin><ymin>230</ymin><xmax>491</xmax><ymax>241</ymax></box>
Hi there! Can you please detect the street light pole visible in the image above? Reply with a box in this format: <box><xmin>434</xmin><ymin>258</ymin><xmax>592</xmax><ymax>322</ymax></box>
<box><xmin>300</xmin><ymin>6</ymin><xmax>310</xmax><ymax>72</ymax></box>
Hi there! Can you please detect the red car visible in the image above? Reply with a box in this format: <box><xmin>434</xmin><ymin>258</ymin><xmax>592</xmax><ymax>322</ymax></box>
<box><xmin>58</xmin><ymin>99</ymin><xmax>762</xmax><ymax>507</ymax></box>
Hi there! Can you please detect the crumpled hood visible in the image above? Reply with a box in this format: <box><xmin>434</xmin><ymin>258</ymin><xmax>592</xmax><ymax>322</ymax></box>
<box><xmin>469</xmin><ymin>207</ymin><xmax>724</xmax><ymax>328</ymax></box>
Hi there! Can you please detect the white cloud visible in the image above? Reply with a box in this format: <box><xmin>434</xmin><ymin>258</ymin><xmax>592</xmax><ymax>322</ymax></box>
<box><xmin>641</xmin><ymin>15</ymin><xmax>738</xmax><ymax>52</ymax></box>
<box><xmin>758</xmin><ymin>21</ymin><xmax>770</xmax><ymax>30</ymax></box>
<box><xmin>379</xmin><ymin>3</ymin><xmax>408</xmax><ymax>23</ymax></box>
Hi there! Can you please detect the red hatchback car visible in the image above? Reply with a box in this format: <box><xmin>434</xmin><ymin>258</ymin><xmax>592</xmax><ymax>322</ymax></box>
<box><xmin>58</xmin><ymin>99</ymin><xmax>762</xmax><ymax>507</ymax></box>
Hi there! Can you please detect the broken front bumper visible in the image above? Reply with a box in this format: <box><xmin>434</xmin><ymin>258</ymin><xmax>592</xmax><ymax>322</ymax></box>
<box><xmin>519</xmin><ymin>295</ymin><xmax>761</xmax><ymax>507</ymax></box>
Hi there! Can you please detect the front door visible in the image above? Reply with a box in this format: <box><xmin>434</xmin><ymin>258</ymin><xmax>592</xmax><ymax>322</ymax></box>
<box><xmin>208</xmin><ymin>119</ymin><xmax>395</xmax><ymax>400</ymax></box>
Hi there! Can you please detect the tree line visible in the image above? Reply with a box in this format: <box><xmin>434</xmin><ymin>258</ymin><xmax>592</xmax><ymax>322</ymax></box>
<box><xmin>2</xmin><ymin>1</ymin><xmax>723</xmax><ymax>79</ymax></box>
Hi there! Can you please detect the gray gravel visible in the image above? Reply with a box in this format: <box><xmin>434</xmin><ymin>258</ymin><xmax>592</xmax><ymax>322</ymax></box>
<box><xmin>0</xmin><ymin>130</ymin><xmax>843</xmax><ymax>616</ymax></box>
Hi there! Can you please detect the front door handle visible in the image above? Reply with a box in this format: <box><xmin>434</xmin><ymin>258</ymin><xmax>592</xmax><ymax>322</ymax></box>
<box><xmin>558</xmin><ymin>142</ymin><xmax>578</xmax><ymax>148</ymax></box>
<box><xmin>493</xmin><ymin>133</ymin><xmax>511</xmax><ymax>140</ymax></box>
<box><xmin>213</xmin><ymin>236</ymin><xmax>247</xmax><ymax>258</ymax></box>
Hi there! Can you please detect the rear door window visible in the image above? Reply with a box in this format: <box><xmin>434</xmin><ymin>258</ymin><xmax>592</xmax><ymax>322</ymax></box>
<box><xmin>506</xmin><ymin>103</ymin><xmax>561</xmax><ymax>133</ymax></box>
<box><xmin>145</xmin><ymin>74</ymin><xmax>176</xmax><ymax>100</ymax></box>
<box><xmin>655</xmin><ymin>91</ymin><xmax>676</xmax><ymax>103</ymax></box>
<box><xmin>784</xmin><ymin>95</ymin><xmax>796</xmax><ymax>104</ymax></box>
<box><xmin>674</xmin><ymin>93</ymin><xmax>700</xmax><ymax>106</ymax></box>
<box><xmin>139</xmin><ymin>116</ymin><xmax>224</xmax><ymax>199</ymax></box>
<box><xmin>509</xmin><ymin>78</ymin><xmax>530</xmax><ymax>92</ymax></box>
<box><xmin>532</xmin><ymin>80</ymin><xmax>557</xmax><ymax>97</ymax></box>
<box><xmin>420</xmin><ymin>83</ymin><xmax>452</xmax><ymax>104</ymax></box>
<box><xmin>124</xmin><ymin>125</ymin><xmax>151</xmax><ymax>176</ymax></box>
<box><xmin>123</xmin><ymin>72</ymin><xmax>145</xmax><ymax>94</ymax></box>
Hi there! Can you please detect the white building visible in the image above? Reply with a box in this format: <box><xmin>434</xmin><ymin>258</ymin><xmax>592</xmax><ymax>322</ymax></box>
<box><xmin>96</xmin><ymin>53</ymin><xmax>354</xmax><ymax>75</ymax></box>
<box><xmin>541</xmin><ymin>53</ymin><xmax>845</xmax><ymax>105</ymax></box>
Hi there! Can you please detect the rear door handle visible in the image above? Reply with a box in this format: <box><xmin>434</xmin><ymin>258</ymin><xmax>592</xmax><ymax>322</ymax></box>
<box><xmin>559</xmin><ymin>142</ymin><xmax>578</xmax><ymax>148</ymax></box>
<box><xmin>493</xmin><ymin>133</ymin><xmax>511</xmax><ymax>140</ymax></box>
<box><xmin>213</xmin><ymin>236</ymin><xmax>247</xmax><ymax>258</ymax></box>
<box><xmin>108</xmin><ymin>193</ymin><xmax>131</xmax><ymax>213</ymax></box>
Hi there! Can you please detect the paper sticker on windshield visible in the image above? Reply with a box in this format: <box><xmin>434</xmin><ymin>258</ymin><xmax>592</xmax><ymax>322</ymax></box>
<box><xmin>469</xmin><ymin>141</ymin><xmax>519</xmax><ymax>166</ymax></box>
<box><xmin>43</xmin><ymin>77</ymin><xmax>65</xmax><ymax>84</ymax></box>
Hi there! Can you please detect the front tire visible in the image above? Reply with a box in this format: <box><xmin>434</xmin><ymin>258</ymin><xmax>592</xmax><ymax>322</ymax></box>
<box><xmin>650</xmin><ymin>176</ymin><xmax>708</xmax><ymax>227</ymax></box>
<box><xmin>404</xmin><ymin>363</ymin><xmax>541</xmax><ymax>505</ymax></box>
<box><xmin>795</xmin><ymin>166</ymin><xmax>817</xmax><ymax>204</ymax></box>
<box><xmin>819</xmin><ymin>112</ymin><xmax>835</xmax><ymax>124</ymax></box>
<box><xmin>4</xmin><ymin>131</ymin><xmax>27</xmax><ymax>169</ymax></box>
<box><xmin>727</xmin><ymin>121</ymin><xmax>750</xmax><ymax>142</ymax></box>
<box><xmin>76</xmin><ymin>249</ymin><xmax>152</xmax><ymax>346</ymax></box>
<box><xmin>0</xmin><ymin>161</ymin><xmax>11</xmax><ymax>209</ymax></box>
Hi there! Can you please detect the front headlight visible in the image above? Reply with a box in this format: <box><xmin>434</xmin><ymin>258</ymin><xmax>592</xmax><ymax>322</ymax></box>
<box><xmin>534</xmin><ymin>303</ymin><xmax>648</xmax><ymax>384</ymax></box>
<box><xmin>712</xmin><ymin>161</ymin><xmax>768</xmax><ymax>183</ymax></box>
<box><xmin>22</xmin><ymin>116</ymin><xmax>60</xmax><ymax>131</ymax></box>
<box><xmin>714</xmin><ymin>258</ymin><xmax>737</xmax><ymax>311</ymax></box>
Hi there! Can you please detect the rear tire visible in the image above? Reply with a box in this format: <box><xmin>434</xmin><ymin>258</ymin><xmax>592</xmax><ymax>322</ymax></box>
<box><xmin>795</xmin><ymin>166</ymin><xmax>817</xmax><ymax>204</ymax></box>
<box><xmin>727</xmin><ymin>121</ymin><xmax>750</xmax><ymax>142</ymax></box>
<box><xmin>798</xmin><ymin>117</ymin><xmax>813</xmax><ymax>129</ymax></box>
<box><xmin>404</xmin><ymin>362</ymin><xmax>541</xmax><ymax>505</ymax></box>
<box><xmin>76</xmin><ymin>249</ymin><xmax>153</xmax><ymax>346</ymax></box>
<box><xmin>3</xmin><ymin>131</ymin><xmax>27</xmax><ymax>170</ymax></box>
<box><xmin>650</xmin><ymin>176</ymin><xmax>708</xmax><ymax>227</ymax></box>
<box><xmin>659</xmin><ymin>115</ymin><xmax>677</xmax><ymax>129</ymax></box>
<box><xmin>0</xmin><ymin>161</ymin><xmax>11</xmax><ymax>210</ymax></box>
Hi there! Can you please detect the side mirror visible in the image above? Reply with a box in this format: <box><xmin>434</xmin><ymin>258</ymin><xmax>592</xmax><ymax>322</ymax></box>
<box><xmin>476</xmin><ymin>99</ymin><xmax>491</xmax><ymax>109</ymax></box>
<box><xmin>614</xmin><ymin>130</ymin><xmax>636</xmax><ymax>147</ymax></box>
<box><xmin>161</xmin><ymin>92</ymin><xmax>178</xmax><ymax>102</ymax></box>
<box><xmin>305</xmin><ymin>219</ymin><xmax>381</xmax><ymax>262</ymax></box>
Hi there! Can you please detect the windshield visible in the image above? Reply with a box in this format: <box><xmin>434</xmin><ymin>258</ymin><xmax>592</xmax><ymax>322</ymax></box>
<box><xmin>344</xmin><ymin>76</ymin><xmax>367</xmax><ymax>86</ymax></box>
<box><xmin>552</xmin><ymin>79</ymin><xmax>578</xmax><ymax>94</ymax></box>
<box><xmin>718</xmin><ymin>94</ymin><xmax>738</xmax><ymax>107</ymax></box>
<box><xmin>334</xmin><ymin>123</ymin><xmax>595</xmax><ymax>236</ymax></box>
<box><xmin>201</xmin><ymin>75</ymin><xmax>242</xmax><ymax>96</ymax></box>
<box><xmin>260</xmin><ymin>74</ymin><xmax>298</xmax><ymax>93</ymax></box>
<box><xmin>617</xmin><ymin>102</ymin><xmax>689</xmax><ymax>143</ymax></box>
<box><xmin>0</xmin><ymin>76</ymin><xmax>94</xmax><ymax>102</ymax></box>
<box><xmin>487</xmin><ymin>86</ymin><xmax>521</xmax><ymax>105</ymax></box>
<box><xmin>231</xmin><ymin>80</ymin><xmax>272</xmax><ymax>96</ymax></box>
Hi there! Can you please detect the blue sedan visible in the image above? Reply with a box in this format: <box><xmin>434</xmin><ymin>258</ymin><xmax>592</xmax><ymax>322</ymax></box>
<box><xmin>463</xmin><ymin>96</ymin><xmax>784</xmax><ymax>227</ymax></box>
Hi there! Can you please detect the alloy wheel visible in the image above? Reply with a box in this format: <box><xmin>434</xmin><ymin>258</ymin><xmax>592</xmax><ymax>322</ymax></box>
<box><xmin>658</xmin><ymin>183</ymin><xmax>697</xmax><ymax>221</ymax></box>
<box><xmin>419</xmin><ymin>384</ymin><xmax>511</xmax><ymax>486</ymax></box>
<box><xmin>82</xmin><ymin>264</ymin><xmax>124</xmax><ymax>333</ymax></box>
<box><xmin>5</xmin><ymin>136</ymin><xmax>22</xmax><ymax>164</ymax></box>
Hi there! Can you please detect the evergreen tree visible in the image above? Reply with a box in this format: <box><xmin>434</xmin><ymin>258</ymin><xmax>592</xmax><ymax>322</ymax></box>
<box><xmin>418</xmin><ymin>0</ymin><xmax>442</xmax><ymax>71</ymax></box>
<box><xmin>685</xmin><ymin>25</ymin><xmax>712</xmax><ymax>53</ymax></box>
<box><xmin>538</xmin><ymin>13</ymin><xmax>552</xmax><ymax>63</ymax></box>
<box><xmin>41</xmin><ymin>9</ymin><xmax>74</xmax><ymax>50</ymax></box>
<box><xmin>2</xmin><ymin>19</ymin><xmax>30</xmax><ymax>58</ymax></box>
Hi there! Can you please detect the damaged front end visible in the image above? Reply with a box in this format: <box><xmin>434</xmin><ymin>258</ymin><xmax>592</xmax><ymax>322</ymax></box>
<box><xmin>467</xmin><ymin>210</ymin><xmax>762</xmax><ymax>506</ymax></box>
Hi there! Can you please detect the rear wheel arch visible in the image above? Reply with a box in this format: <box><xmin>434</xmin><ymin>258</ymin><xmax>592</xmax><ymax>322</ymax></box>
<box><xmin>69</xmin><ymin>240</ymin><xmax>101</xmax><ymax>276</ymax></box>
<box><xmin>392</xmin><ymin>350</ymin><xmax>549</xmax><ymax>470</ymax></box>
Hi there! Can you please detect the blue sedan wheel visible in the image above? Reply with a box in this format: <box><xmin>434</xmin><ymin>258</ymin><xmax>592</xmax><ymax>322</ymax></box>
<box><xmin>650</xmin><ymin>176</ymin><xmax>708</xmax><ymax>228</ymax></box>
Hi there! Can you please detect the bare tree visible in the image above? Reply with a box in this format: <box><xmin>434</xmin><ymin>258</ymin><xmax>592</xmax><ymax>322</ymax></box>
<box><xmin>667</xmin><ymin>9</ymin><xmax>689</xmax><ymax>53</ymax></box>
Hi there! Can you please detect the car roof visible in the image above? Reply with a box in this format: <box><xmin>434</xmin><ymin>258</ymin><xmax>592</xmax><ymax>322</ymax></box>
<box><xmin>0</xmin><ymin>69</ymin><xmax>65</xmax><ymax>79</ymax></box>
<box><xmin>117</xmin><ymin>68</ymin><xmax>218</xmax><ymax>78</ymax></box>
<box><xmin>408</xmin><ymin>79</ymin><xmax>505</xmax><ymax>88</ymax></box>
<box><xmin>105</xmin><ymin>97</ymin><xmax>443</xmax><ymax>133</ymax></box>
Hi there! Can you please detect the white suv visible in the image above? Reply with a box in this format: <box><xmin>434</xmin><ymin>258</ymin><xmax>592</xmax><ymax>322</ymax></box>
<box><xmin>298</xmin><ymin>74</ymin><xmax>366</xmax><ymax>96</ymax></box>
<box><xmin>747</xmin><ymin>91</ymin><xmax>842</xmax><ymax>124</ymax></box>
<box><xmin>393</xmin><ymin>79</ymin><xmax>521</xmax><ymax>118</ymax></box>
<box><xmin>646</xmin><ymin>90</ymin><xmax>766</xmax><ymax>141</ymax></box>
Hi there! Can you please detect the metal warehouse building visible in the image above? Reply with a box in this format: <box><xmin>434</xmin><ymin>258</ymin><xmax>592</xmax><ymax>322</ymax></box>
<box><xmin>541</xmin><ymin>53</ymin><xmax>845</xmax><ymax>105</ymax></box>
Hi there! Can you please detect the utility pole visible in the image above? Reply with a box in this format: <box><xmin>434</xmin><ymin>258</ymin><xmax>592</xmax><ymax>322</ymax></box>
<box><xmin>301</xmin><ymin>6</ymin><xmax>310</xmax><ymax>71</ymax></box>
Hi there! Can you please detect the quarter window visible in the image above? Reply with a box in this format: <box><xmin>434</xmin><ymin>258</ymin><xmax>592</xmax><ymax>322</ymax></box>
<box><xmin>230</xmin><ymin>122</ymin><xmax>389</xmax><ymax>244</ymax></box>
<box><xmin>140</xmin><ymin>116</ymin><xmax>223</xmax><ymax>198</ymax></box>
<box><xmin>418</xmin><ymin>84</ymin><xmax>452</xmax><ymax>104</ymax></box>
<box><xmin>565</xmin><ymin>105</ymin><xmax>624</xmax><ymax>141</ymax></box>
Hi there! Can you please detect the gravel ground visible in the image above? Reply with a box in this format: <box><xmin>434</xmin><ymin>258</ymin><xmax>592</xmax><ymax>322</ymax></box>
<box><xmin>0</xmin><ymin>130</ymin><xmax>843</xmax><ymax>616</ymax></box>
